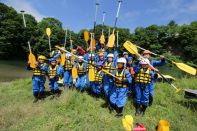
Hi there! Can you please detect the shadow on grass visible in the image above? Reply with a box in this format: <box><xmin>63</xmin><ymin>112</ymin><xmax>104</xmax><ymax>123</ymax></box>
<box><xmin>177</xmin><ymin>100</ymin><xmax>197</xmax><ymax>112</ymax></box>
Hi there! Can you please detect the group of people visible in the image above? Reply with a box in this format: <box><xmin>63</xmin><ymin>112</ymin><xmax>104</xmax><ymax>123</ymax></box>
<box><xmin>27</xmin><ymin>42</ymin><xmax>165</xmax><ymax>117</ymax></box>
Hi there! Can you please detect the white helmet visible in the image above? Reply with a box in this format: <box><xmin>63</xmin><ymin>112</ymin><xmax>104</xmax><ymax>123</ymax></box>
<box><xmin>123</xmin><ymin>52</ymin><xmax>128</xmax><ymax>55</ymax></box>
<box><xmin>89</xmin><ymin>54</ymin><xmax>95</xmax><ymax>57</ymax></box>
<box><xmin>107</xmin><ymin>53</ymin><xmax>114</xmax><ymax>58</ymax></box>
<box><xmin>78</xmin><ymin>56</ymin><xmax>84</xmax><ymax>60</ymax></box>
<box><xmin>117</xmin><ymin>57</ymin><xmax>127</xmax><ymax>65</ymax></box>
<box><xmin>66</xmin><ymin>54</ymin><xmax>71</xmax><ymax>59</ymax></box>
<box><xmin>139</xmin><ymin>58</ymin><xmax>150</xmax><ymax>65</ymax></box>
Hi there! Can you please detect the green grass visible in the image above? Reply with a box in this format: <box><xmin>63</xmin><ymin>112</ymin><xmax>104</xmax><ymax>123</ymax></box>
<box><xmin>0</xmin><ymin>77</ymin><xmax>197</xmax><ymax>131</ymax></box>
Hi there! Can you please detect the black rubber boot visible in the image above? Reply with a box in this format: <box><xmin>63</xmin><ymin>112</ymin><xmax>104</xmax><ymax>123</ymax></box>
<box><xmin>149</xmin><ymin>96</ymin><xmax>153</xmax><ymax>106</ymax></box>
<box><xmin>115</xmin><ymin>107</ymin><xmax>123</xmax><ymax>117</ymax></box>
<box><xmin>50</xmin><ymin>89</ymin><xmax>54</xmax><ymax>95</ymax></box>
<box><xmin>33</xmin><ymin>92</ymin><xmax>39</xmax><ymax>103</ymax></box>
<box><xmin>140</xmin><ymin>105</ymin><xmax>147</xmax><ymax>116</ymax></box>
<box><xmin>54</xmin><ymin>89</ymin><xmax>60</xmax><ymax>97</ymax></box>
<box><xmin>109</xmin><ymin>103</ymin><xmax>115</xmax><ymax>113</ymax></box>
<box><xmin>38</xmin><ymin>92</ymin><xmax>44</xmax><ymax>101</ymax></box>
<box><xmin>135</xmin><ymin>104</ymin><xmax>141</xmax><ymax>116</ymax></box>
<box><xmin>101</xmin><ymin>98</ymin><xmax>109</xmax><ymax>108</ymax></box>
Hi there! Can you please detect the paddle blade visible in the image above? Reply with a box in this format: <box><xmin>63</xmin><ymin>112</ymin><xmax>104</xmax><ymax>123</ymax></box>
<box><xmin>99</xmin><ymin>34</ymin><xmax>105</xmax><ymax>44</ymax></box>
<box><xmin>173</xmin><ymin>62</ymin><xmax>197</xmax><ymax>75</ymax></box>
<box><xmin>89</xmin><ymin>67</ymin><xmax>95</xmax><ymax>82</ymax></box>
<box><xmin>60</xmin><ymin>53</ymin><xmax>66</xmax><ymax>66</ymax></box>
<box><xmin>46</xmin><ymin>27</ymin><xmax>51</xmax><ymax>37</ymax></box>
<box><xmin>122</xmin><ymin>115</ymin><xmax>133</xmax><ymax>131</ymax></box>
<box><xmin>28</xmin><ymin>52</ymin><xmax>36</xmax><ymax>68</ymax></box>
<box><xmin>72</xmin><ymin>67</ymin><xmax>78</xmax><ymax>79</ymax></box>
<box><xmin>90</xmin><ymin>38</ymin><xmax>96</xmax><ymax>51</ymax></box>
<box><xmin>123</xmin><ymin>41</ymin><xmax>138</xmax><ymax>55</ymax></box>
<box><xmin>107</xmin><ymin>32</ymin><xmax>115</xmax><ymax>48</ymax></box>
<box><xmin>84</xmin><ymin>31</ymin><xmax>89</xmax><ymax>42</ymax></box>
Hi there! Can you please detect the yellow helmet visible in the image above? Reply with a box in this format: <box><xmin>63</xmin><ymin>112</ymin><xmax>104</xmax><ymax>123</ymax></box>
<box><xmin>98</xmin><ymin>52</ymin><xmax>104</xmax><ymax>57</ymax></box>
<box><xmin>38</xmin><ymin>55</ymin><xmax>47</xmax><ymax>60</ymax></box>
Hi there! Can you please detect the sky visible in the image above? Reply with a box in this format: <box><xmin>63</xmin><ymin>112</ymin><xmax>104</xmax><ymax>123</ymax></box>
<box><xmin>1</xmin><ymin>0</ymin><xmax>197</xmax><ymax>32</ymax></box>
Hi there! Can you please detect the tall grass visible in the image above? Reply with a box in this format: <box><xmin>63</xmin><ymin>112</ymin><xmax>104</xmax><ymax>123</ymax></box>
<box><xmin>0</xmin><ymin>76</ymin><xmax>196</xmax><ymax>130</ymax></box>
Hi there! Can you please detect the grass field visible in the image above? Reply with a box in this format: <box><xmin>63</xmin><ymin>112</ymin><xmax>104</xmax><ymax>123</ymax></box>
<box><xmin>0</xmin><ymin>75</ymin><xmax>197</xmax><ymax>131</ymax></box>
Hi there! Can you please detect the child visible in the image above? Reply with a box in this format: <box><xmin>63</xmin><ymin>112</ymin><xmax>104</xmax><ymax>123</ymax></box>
<box><xmin>134</xmin><ymin>58</ymin><xmax>154</xmax><ymax>116</ymax></box>
<box><xmin>27</xmin><ymin>55</ymin><xmax>48</xmax><ymax>103</ymax></box>
<box><xmin>63</xmin><ymin>54</ymin><xmax>73</xmax><ymax>89</ymax></box>
<box><xmin>109</xmin><ymin>58</ymin><xmax>132</xmax><ymax>117</ymax></box>
<box><xmin>75</xmin><ymin>56</ymin><xmax>86</xmax><ymax>92</ymax></box>
<box><xmin>48</xmin><ymin>59</ymin><xmax>63</xmax><ymax>98</ymax></box>
<box><xmin>92</xmin><ymin>62</ymin><xmax>104</xmax><ymax>100</ymax></box>
<box><xmin>102</xmin><ymin>53</ymin><xmax>116</xmax><ymax>108</ymax></box>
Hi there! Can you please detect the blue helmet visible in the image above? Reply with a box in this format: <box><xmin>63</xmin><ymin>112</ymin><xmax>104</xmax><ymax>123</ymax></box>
<box><xmin>128</xmin><ymin>57</ymin><xmax>133</xmax><ymax>62</ymax></box>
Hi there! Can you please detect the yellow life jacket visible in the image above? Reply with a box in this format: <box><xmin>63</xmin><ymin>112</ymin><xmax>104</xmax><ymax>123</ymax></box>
<box><xmin>33</xmin><ymin>64</ymin><xmax>46</xmax><ymax>76</ymax></box>
<box><xmin>135</xmin><ymin>68</ymin><xmax>151</xmax><ymax>84</ymax></box>
<box><xmin>49</xmin><ymin>65</ymin><xmax>58</xmax><ymax>77</ymax></box>
<box><xmin>86</xmin><ymin>61</ymin><xmax>95</xmax><ymax>72</ymax></box>
<box><xmin>95</xmin><ymin>70</ymin><xmax>102</xmax><ymax>82</ymax></box>
<box><xmin>77</xmin><ymin>63</ymin><xmax>85</xmax><ymax>75</ymax></box>
<box><xmin>64</xmin><ymin>59</ymin><xmax>73</xmax><ymax>70</ymax></box>
<box><xmin>104</xmin><ymin>62</ymin><xmax>114</xmax><ymax>74</ymax></box>
<box><xmin>114</xmin><ymin>69</ymin><xmax>127</xmax><ymax>87</ymax></box>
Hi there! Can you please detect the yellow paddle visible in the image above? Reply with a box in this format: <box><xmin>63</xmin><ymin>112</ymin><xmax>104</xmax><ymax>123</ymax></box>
<box><xmin>60</xmin><ymin>52</ymin><xmax>66</xmax><ymax>66</ymax></box>
<box><xmin>99</xmin><ymin>12</ymin><xmax>106</xmax><ymax>44</ymax></box>
<box><xmin>20</xmin><ymin>10</ymin><xmax>36</xmax><ymax>68</ymax></box>
<box><xmin>46</xmin><ymin>27</ymin><xmax>52</xmax><ymax>52</ymax></box>
<box><xmin>107</xmin><ymin>0</ymin><xmax>123</xmax><ymax>48</ymax></box>
<box><xmin>124</xmin><ymin>41</ymin><xmax>181</xmax><ymax>93</ymax></box>
<box><xmin>72</xmin><ymin>67</ymin><xmax>78</xmax><ymax>79</ymax></box>
<box><xmin>84</xmin><ymin>31</ymin><xmax>89</xmax><ymax>50</ymax></box>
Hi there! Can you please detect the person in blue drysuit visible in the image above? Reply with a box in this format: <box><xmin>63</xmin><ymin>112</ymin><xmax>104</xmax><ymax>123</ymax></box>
<box><xmin>63</xmin><ymin>53</ymin><xmax>73</xmax><ymax>89</ymax></box>
<box><xmin>75</xmin><ymin>56</ymin><xmax>86</xmax><ymax>92</ymax></box>
<box><xmin>92</xmin><ymin>62</ymin><xmax>104</xmax><ymax>100</ymax></box>
<box><xmin>101</xmin><ymin>53</ymin><xmax>117</xmax><ymax>108</ymax></box>
<box><xmin>134</xmin><ymin>58</ymin><xmax>154</xmax><ymax>116</ymax></box>
<box><xmin>109</xmin><ymin>57</ymin><xmax>132</xmax><ymax>117</ymax></box>
<box><xmin>27</xmin><ymin>55</ymin><xmax>48</xmax><ymax>103</ymax></box>
<box><xmin>47</xmin><ymin>59</ymin><xmax>63</xmax><ymax>98</ymax></box>
<box><xmin>84</xmin><ymin>53</ymin><xmax>96</xmax><ymax>90</ymax></box>
<box><xmin>142</xmin><ymin>50</ymin><xmax>165</xmax><ymax>106</ymax></box>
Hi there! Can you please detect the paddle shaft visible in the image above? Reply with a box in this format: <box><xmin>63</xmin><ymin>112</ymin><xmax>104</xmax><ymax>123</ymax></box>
<box><xmin>64</xmin><ymin>28</ymin><xmax>68</xmax><ymax>48</ymax></box>
<box><xmin>48</xmin><ymin>36</ymin><xmax>51</xmax><ymax>52</ymax></box>
<box><xmin>101</xmin><ymin>11</ymin><xmax>106</xmax><ymax>34</ymax></box>
<box><xmin>114</xmin><ymin>0</ymin><xmax>122</xmax><ymax>28</ymax></box>
<box><xmin>21</xmin><ymin>11</ymin><xmax>31</xmax><ymax>52</ymax></box>
<box><xmin>93</xmin><ymin>1</ymin><xmax>99</xmax><ymax>33</ymax></box>
<box><xmin>136</xmin><ymin>45</ymin><xmax>172</xmax><ymax>62</ymax></box>
<box><xmin>116</xmin><ymin>31</ymin><xmax>119</xmax><ymax>47</ymax></box>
